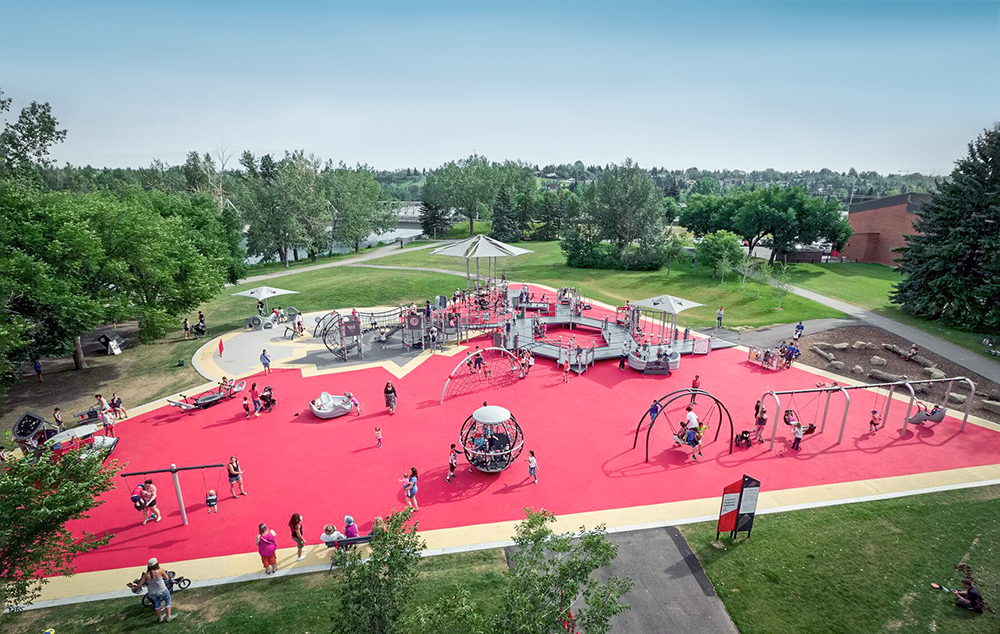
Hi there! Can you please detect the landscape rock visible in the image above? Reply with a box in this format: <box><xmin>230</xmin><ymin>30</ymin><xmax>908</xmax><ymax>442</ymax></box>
<box><xmin>871</xmin><ymin>356</ymin><xmax>887</xmax><ymax>367</ymax></box>
<box><xmin>922</xmin><ymin>367</ymin><xmax>947</xmax><ymax>380</ymax></box>
<box><xmin>829</xmin><ymin>361</ymin><xmax>845</xmax><ymax>370</ymax></box>
<box><xmin>954</xmin><ymin>381</ymin><xmax>972</xmax><ymax>392</ymax></box>
<box><xmin>833</xmin><ymin>342</ymin><xmax>851</xmax><ymax>350</ymax></box>
<box><xmin>812</xmin><ymin>342</ymin><xmax>833</xmax><ymax>351</ymax></box>
<box><xmin>983</xmin><ymin>400</ymin><xmax>1000</xmax><ymax>416</ymax></box>
<box><xmin>947</xmin><ymin>393</ymin><xmax>967</xmax><ymax>405</ymax></box>
<box><xmin>866</xmin><ymin>342</ymin><xmax>879</xmax><ymax>350</ymax></box>
<box><xmin>811</xmin><ymin>346</ymin><xmax>836</xmax><ymax>362</ymax></box>
<box><xmin>869</xmin><ymin>369</ymin><xmax>906</xmax><ymax>383</ymax></box>
<box><xmin>852</xmin><ymin>365</ymin><xmax>864</xmax><ymax>374</ymax></box>
<box><xmin>914</xmin><ymin>384</ymin><xmax>930</xmax><ymax>394</ymax></box>
<box><xmin>852</xmin><ymin>341</ymin><xmax>867</xmax><ymax>350</ymax></box>
<box><xmin>988</xmin><ymin>389</ymin><xmax>1000</xmax><ymax>402</ymax></box>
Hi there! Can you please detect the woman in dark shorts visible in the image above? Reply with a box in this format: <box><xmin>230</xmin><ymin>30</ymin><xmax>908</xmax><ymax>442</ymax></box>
<box><xmin>289</xmin><ymin>513</ymin><xmax>305</xmax><ymax>561</ymax></box>
<box><xmin>228</xmin><ymin>456</ymin><xmax>246</xmax><ymax>498</ymax></box>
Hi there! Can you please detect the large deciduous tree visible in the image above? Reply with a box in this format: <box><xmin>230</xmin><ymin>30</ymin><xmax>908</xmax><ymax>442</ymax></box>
<box><xmin>0</xmin><ymin>89</ymin><xmax>68</xmax><ymax>182</ymax></box>
<box><xmin>891</xmin><ymin>124</ymin><xmax>1000</xmax><ymax>331</ymax></box>
<box><xmin>325</xmin><ymin>165</ymin><xmax>396</xmax><ymax>252</ymax></box>
<box><xmin>0</xmin><ymin>450</ymin><xmax>119</xmax><ymax>612</ymax></box>
<box><xmin>424</xmin><ymin>155</ymin><xmax>501</xmax><ymax>237</ymax></box>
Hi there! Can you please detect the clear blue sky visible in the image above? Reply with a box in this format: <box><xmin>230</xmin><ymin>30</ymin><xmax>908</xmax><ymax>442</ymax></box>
<box><xmin>1</xmin><ymin>1</ymin><xmax>997</xmax><ymax>174</ymax></box>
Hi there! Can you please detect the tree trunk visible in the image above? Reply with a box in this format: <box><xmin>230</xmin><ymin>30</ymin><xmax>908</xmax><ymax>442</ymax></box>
<box><xmin>768</xmin><ymin>250</ymin><xmax>777</xmax><ymax>265</ymax></box>
<box><xmin>469</xmin><ymin>215</ymin><xmax>474</xmax><ymax>237</ymax></box>
<box><xmin>292</xmin><ymin>248</ymin><xmax>300</xmax><ymax>262</ymax></box>
<box><xmin>281</xmin><ymin>247</ymin><xmax>289</xmax><ymax>268</ymax></box>
<box><xmin>73</xmin><ymin>336</ymin><xmax>87</xmax><ymax>370</ymax></box>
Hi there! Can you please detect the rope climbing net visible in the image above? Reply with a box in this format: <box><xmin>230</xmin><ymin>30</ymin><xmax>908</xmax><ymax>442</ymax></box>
<box><xmin>440</xmin><ymin>347</ymin><xmax>522</xmax><ymax>404</ymax></box>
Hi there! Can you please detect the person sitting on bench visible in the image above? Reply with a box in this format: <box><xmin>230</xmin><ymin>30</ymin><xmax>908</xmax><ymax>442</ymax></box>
<box><xmin>320</xmin><ymin>524</ymin><xmax>346</xmax><ymax>545</ymax></box>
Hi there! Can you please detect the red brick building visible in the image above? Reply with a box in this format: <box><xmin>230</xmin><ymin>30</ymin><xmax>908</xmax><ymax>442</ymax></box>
<box><xmin>841</xmin><ymin>193</ymin><xmax>931</xmax><ymax>266</ymax></box>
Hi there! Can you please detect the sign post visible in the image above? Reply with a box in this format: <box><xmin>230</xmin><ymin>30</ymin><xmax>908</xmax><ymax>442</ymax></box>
<box><xmin>717</xmin><ymin>474</ymin><xmax>762</xmax><ymax>540</ymax></box>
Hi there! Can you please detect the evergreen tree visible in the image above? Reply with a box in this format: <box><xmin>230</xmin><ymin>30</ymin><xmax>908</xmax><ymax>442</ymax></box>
<box><xmin>489</xmin><ymin>187</ymin><xmax>520</xmax><ymax>242</ymax></box>
<box><xmin>891</xmin><ymin>124</ymin><xmax>1000</xmax><ymax>331</ymax></box>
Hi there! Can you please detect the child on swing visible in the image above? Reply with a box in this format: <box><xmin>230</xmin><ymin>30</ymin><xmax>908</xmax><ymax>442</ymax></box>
<box><xmin>869</xmin><ymin>409</ymin><xmax>882</xmax><ymax>432</ymax></box>
<box><xmin>206</xmin><ymin>489</ymin><xmax>219</xmax><ymax>513</ymax></box>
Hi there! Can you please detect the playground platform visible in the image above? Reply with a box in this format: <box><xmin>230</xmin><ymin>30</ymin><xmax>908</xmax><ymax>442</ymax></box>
<box><xmin>27</xmin><ymin>283</ymin><xmax>1000</xmax><ymax>608</ymax></box>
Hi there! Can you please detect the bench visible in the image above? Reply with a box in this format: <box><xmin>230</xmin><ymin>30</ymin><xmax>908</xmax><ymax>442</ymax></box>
<box><xmin>326</xmin><ymin>535</ymin><xmax>375</xmax><ymax>572</ymax></box>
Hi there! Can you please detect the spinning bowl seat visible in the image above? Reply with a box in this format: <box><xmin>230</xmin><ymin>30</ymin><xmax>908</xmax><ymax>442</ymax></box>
<box><xmin>460</xmin><ymin>405</ymin><xmax>524</xmax><ymax>473</ymax></box>
<box><xmin>310</xmin><ymin>392</ymin><xmax>354</xmax><ymax>419</ymax></box>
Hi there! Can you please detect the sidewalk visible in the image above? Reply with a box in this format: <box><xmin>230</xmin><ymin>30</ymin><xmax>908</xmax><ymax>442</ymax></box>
<box><xmin>786</xmin><ymin>285</ymin><xmax>1000</xmax><ymax>380</ymax></box>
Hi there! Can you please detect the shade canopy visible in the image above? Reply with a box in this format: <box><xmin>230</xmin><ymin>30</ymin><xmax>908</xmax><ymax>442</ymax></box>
<box><xmin>231</xmin><ymin>286</ymin><xmax>300</xmax><ymax>301</ymax></box>
<box><xmin>473</xmin><ymin>405</ymin><xmax>512</xmax><ymax>425</ymax></box>
<box><xmin>633</xmin><ymin>294</ymin><xmax>705</xmax><ymax>316</ymax></box>
<box><xmin>431</xmin><ymin>235</ymin><xmax>533</xmax><ymax>259</ymax></box>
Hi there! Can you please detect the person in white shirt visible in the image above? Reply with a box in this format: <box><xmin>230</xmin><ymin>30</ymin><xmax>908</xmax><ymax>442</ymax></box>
<box><xmin>686</xmin><ymin>407</ymin><xmax>699</xmax><ymax>430</ymax></box>
<box><xmin>526</xmin><ymin>450</ymin><xmax>538</xmax><ymax>484</ymax></box>
<box><xmin>320</xmin><ymin>524</ymin><xmax>346</xmax><ymax>544</ymax></box>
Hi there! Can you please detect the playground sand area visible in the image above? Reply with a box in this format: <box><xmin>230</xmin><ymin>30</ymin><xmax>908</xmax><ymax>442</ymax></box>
<box><xmin>796</xmin><ymin>325</ymin><xmax>1000</xmax><ymax>423</ymax></box>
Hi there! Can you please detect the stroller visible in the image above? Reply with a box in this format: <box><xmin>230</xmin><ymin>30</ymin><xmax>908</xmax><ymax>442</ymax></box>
<box><xmin>129</xmin><ymin>571</ymin><xmax>191</xmax><ymax>608</ymax></box>
<box><xmin>192</xmin><ymin>321</ymin><xmax>208</xmax><ymax>339</ymax></box>
<box><xmin>735</xmin><ymin>430</ymin><xmax>753</xmax><ymax>449</ymax></box>
<box><xmin>260</xmin><ymin>386</ymin><xmax>276</xmax><ymax>412</ymax></box>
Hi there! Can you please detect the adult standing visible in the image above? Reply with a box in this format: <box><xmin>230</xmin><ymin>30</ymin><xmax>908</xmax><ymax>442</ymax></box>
<box><xmin>402</xmin><ymin>467</ymin><xmax>419</xmax><ymax>511</ymax></box>
<box><xmin>793</xmin><ymin>321</ymin><xmax>804</xmax><ymax>341</ymax></box>
<box><xmin>619</xmin><ymin>341</ymin><xmax>629</xmax><ymax>371</ymax></box>
<box><xmin>228</xmin><ymin>456</ymin><xmax>247</xmax><ymax>497</ymax></box>
<box><xmin>33</xmin><ymin>359</ymin><xmax>42</xmax><ymax>383</ymax></box>
<box><xmin>690</xmin><ymin>375</ymin><xmax>701</xmax><ymax>405</ymax></box>
<box><xmin>716</xmin><ymin>306</ymin><xmax>724</xmax><ymax>329</ymax></box>
<box><xmin>129</xmin><ymin>558</ymin><xmax>176</xmax><ymax>622</ymax></box>
<box><xmin>250</xmin><ymin>383</ymin><xmax>262</xmax><ymax>417</ymax></box>
<box><xmin>384</xmin><ymin>381</ymin><xmax>397</xmax><ymax>415</ymax></box>
<box><xmin>289</xmin><ymin>513</ymin><xmax>306</xmax><ymax>561</ymax></box>
<box><xmin>260</xmin><ymin>349</ymin><xmax>271</xmax><ymax>376</ymax></box>
<box><xmin>140</xmin><ymin>479</ymin><xmax>161</xmax><ymax>525</ymax></box>
<box><xmin>649</xmin><ymin>399</ymin><xmax>660</xmax><ymax>423</ymax></box>
<box><xmin>256</xmin><ymin>523</ymin><xmax>278</xmax><ymax>574</ymax></box>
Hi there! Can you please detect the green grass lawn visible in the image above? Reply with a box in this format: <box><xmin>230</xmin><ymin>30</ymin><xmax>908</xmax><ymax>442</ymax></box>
<box><xmin>787</xmin><ymin>262</ymin><xmax>995</xmax><ymax>360</ymax></box>
<box><xmin>2</xmin><ymin>549</ymin><xmax>507</xmax><ymax>633</ymax></box>
<box><xmin>375</xmin><ymin>241</ymin><xmax>844</xmax><ymax>329</ymax></box>
<box><xmin>681</xmin><ymin>485</ymin><xmax>1000</xmax><ymax>634</ymax></box>
<box><xmin>436</xmin><ymin>220</ymin><xmax>492</xmax><ymax>239</ymax></box>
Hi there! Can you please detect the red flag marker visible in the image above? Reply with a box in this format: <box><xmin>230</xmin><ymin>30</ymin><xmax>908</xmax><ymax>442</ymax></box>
<box><xmin>218</xmin><ymin>339</ymin><xmax>224</xmax><ymax>357</ymax></box>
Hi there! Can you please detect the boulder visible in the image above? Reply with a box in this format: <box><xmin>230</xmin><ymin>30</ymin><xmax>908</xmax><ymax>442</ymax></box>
<box><xmin>954</xmin><ymin>381</ymin><xmax>972</xmax><ymax>392</ymax></box>
<box><xmin>812</xmin><ymin>342</ymin><xmax>833</xmax><ymax>351</ymax></box>
<box><xmin>852</xmin><ymin>341</ymin><xmax>867</xmax><ymax>350</ymax></box>
<box><xmin>811</xmin><ymin>346</ymin><xmax>836</xmax><ymax>362</ymax></box>
<box><xmin>866</xmin><ymin>342</ymin><xmax>879</xmax><ymax>350</ymax></box>
<box><xmin>833</xmin><ymin>342</ymin><xmax>851</xmax><ymax>350</ymax></box>
<box><xmin>871</xmin><ymin>356</ymin><xmax>887</xmax><ymax>367</ymax></box>
<box><xmin>869</xmin><ymin>369</ymin><xmax>906</xmax><ymax>383</ymax></box>
<box><xmin>983</xmin><ymin>400</ymin><xmax>1000</xmax><ymax>416</ymax></box>
<box><xmin>922</xmin><ymin>367</ymin><xmax>947</xmax><ymax>380</ymax></box>
<box><xmin>852</xmin><ymin>365</ymin><xmax>864</xmax><ymax>374</ymax></box>
<box><xmin>914</xmin><ymin>384</ymin><xmax>930</xmax><ymax>394</ymax></box>
<box><xmin>988</xmin><ymin>389</ymin><xmax>1000</xmax><ymax>402</ymax></box>
<box><xmin>947</xmin><ymin>393</ymin><xmax>966</xmax><ymax>405</ymax></box>
<box><xmin>829</xmin><ymin>361</ymin><xmax>845</xmax><ymax>371</ymax></box>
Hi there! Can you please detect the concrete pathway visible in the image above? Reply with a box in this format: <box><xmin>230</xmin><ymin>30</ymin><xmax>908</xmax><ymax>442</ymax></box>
<box><xmin>238</xmin><ymin>241</ymin><xmax>448</xmax><ymax>285</ymax></box>
<box><xmin>586</xmin><ymin>527</ymin><xmax>739</xmax><ymax>634</ymax></box>
<box><xmin>716</xmin><ymin>317</ymin><xmax>862</xmax><ymax>350</ymax></box>
<box><xmin>785</xmin><ymin>285</ymin><xmax>1000</xmax><ymax>380</ymax></box>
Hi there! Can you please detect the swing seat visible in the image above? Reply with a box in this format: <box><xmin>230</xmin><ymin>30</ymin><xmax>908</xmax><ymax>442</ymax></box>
<box><xmin>907</xmin><ymin>412</ymin><xmax>929</xmax><ymax>425</ymax></box>
<box><xmin>926</xmin><ymin>408</ymin><xmax>946</xmax><ymax>423</ymax></box>
<box><xmin>803</xmin><ymin>424</ymin><xmax>817</xmax><ymax>436</ymax></box>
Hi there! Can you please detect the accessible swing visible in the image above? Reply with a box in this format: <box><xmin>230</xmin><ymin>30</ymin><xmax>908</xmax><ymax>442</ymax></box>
<box><xmin>907</xmin><ymin>401</ymin><xmax>945</xmax><ymax>426</ymax></box>
<box><xmin>783</xmin><ymin>393</ymin><xmax>819</xmax><ymax>436</ymax></box>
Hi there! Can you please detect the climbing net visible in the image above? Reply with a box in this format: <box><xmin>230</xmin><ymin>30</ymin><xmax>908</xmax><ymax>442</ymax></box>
<box><xmin>440</xmin><ymin>347</ymin><xmax>522</xmax><ymax>404</ymax></box>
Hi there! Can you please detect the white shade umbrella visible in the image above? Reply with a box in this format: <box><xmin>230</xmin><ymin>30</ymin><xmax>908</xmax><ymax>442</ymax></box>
<box><xmin>231</xmin><ymin>286</ymin><xmax>299</xmax><ymax>312</ymax></box>
<box><xmin>431</xmin><ymin>235</ymin><xmax>533</xmax><ymax>287</ymax></box>
<box><xmin>632</xmin><ymin>293</ymin><xmax>705</xmax><ymax>342</ymax></box>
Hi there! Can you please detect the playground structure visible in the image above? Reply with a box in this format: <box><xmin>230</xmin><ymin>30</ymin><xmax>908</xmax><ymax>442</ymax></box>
<box><xmin>759</xmin><ymin>376</ymin><xmax>977</xmax><ymax>450</ymax></box>
<box><xmin>632</xmin><ymin>389</ymin><xmax>736</xmax><ymax>461</ymax></box>
<box><xmin>167</xmin><ymin>380</ymin><xmax>246</xmax><ymax>412</ymax></box>
<box><xmin>313</xmin><ymin>306</ymin><xmax>472</xmax><ymax>361</ymax></box>
<box><xmin>120</xmin><ymin>463</ymin><xmax>226</xmax><ymax>527</ymax></box>
<box><xmin>459</xmin><ymin>404</ymin><xmax>525</xmax><ymax>473</ymax></box>
<box><xmin>309</xmin><ymin>392</ymin><xmax>355</xmax><ymax>419</ymax></box>
<box><xmin>440</xmin><ymin>347</ymin><xmax>522</xmax><ymax>403</ymax></box>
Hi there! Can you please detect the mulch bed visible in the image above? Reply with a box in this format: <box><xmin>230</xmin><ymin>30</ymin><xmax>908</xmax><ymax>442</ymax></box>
<box><xmin>796</xmin><ymin>325</ymin><xmax>1000</xmax><ymax>424</ymax></box>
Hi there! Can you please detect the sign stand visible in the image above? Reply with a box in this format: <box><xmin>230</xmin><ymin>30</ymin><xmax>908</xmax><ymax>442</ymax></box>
<box><xmin>717</xmin><ymin>474</ymin><xmax>761</xmax><ymax>540</ymax></box>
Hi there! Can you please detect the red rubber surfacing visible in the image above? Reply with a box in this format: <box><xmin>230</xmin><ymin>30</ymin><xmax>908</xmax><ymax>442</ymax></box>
<box><xmin>65</xmin><ymin>315</ymin><xmax>1000</xmax><ymax>574</ymax></box>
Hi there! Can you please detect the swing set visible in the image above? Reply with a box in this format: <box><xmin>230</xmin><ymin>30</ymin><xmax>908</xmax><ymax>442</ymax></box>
<box><xmin>632</xmin><ymin>388</ymin><xmax>735</xmax><ymax>461</ymax></box>
<box><xmin>120</xmin><ymin>462</ymin><xmax>226</xmax><ymax>526</ymax></box>
<box><xmin>759</xmin><ymin>376</ymin><xmax>976</xmax><ymax>451</ymax></box>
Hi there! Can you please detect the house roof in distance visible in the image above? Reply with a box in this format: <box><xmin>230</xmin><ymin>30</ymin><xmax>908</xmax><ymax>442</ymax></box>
<box><xmin>849</xmin><ymin>192</ymin><xmax>932</xmax><ymax>215</ymax></box>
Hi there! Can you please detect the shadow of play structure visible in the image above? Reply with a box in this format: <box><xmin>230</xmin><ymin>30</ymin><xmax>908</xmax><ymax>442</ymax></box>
<box><xmin>758</xmin><ymin>376</ymin><xmax>977</xmax><ymax>450</ymax></box>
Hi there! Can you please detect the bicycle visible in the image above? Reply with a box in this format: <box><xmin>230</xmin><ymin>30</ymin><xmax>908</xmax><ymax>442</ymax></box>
<box><xmin>129</xmin><ymin>570</ymin><xmax>191</xmax><ymax>608</ymax></box>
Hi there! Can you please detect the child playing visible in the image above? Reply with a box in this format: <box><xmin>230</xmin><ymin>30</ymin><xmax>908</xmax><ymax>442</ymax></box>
<box><xmin>446</xmin><ymin>443</ymin><xmax>458</xmax><ymax>482</ymax></box>
<box><xmin>349</xmin><ymin>393</ymin><xmax>361</xmax><ymax>415</ymax></box>
<box><xmin>561</xmin><ymin>359</ymin><xmax>570</xmax><ymax>383</ymax></box>
<box><xmin>791</xmin><ymin>421</ymin><xmax>805</xmax><ymax>451</ymax></box>
<box><xmin>868</xmin><ymin>409</ymin><xmax>882</xmax><ymax>432</ymax></box>
<box><xmin>754</xmin><ymin>409</ymin><xmax>768</xmax><ymax>444</ymax></box>
<box><xmin>243</xmin><ymin>396</ymin><xmax>251</xmax><ymax>418</ymax></box>
<box><xmin>375</xmin><ymin>427</ymin><xmax>382</xmax><ymax>448</ymax></box>
<box><xmin>102</xmin><ymin>409</ymin><xmax>116</xmax><ymax>438</ymax></box>
<box><xmin>526</xmin><ymin>450</ymin><xmax>538</xmax><ymax>483</ymax></box>
<box><xmin>206</xmin><ymin>489</ymin><xmax>218</xmax><ymax>513</ymax></box>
